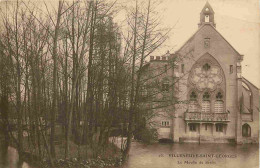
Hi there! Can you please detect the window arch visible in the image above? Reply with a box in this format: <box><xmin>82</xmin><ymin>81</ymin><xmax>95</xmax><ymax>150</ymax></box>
<box><xmin>242</xmin><ymin>123</ymin><xmax>251</xmax><ymax>137</ymax></box>
<box><xmin>215</xmin><ymin>92</ymin><xmax>224</xmax><ymax>113</ymax></box>
<box><xmin>190</xmin><ymin>91</ymin><xmax>197</xmax><ymax>100</ymax></box>
<box><xmin>189</xmin><ymin>91</ymin><xmax>197</xmax><ymax>112</ymax></box>
<box><xmin>202</xmin><ymin>92</ymin><xmax>210</xmax><ymax>113</ymax></box>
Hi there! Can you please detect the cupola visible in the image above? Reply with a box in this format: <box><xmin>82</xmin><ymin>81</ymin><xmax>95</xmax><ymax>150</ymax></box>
<box><xmin>198</xmin><ymin>2</ymin><xmax>216</xmax><ymax>28</ymax></box>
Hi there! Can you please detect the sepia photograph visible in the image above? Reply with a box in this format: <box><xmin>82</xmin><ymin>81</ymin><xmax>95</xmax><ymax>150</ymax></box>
<box><xmin>0</xmin><ymin>0</ymin><xmax>259</xmax><ymax>168</ymax></box>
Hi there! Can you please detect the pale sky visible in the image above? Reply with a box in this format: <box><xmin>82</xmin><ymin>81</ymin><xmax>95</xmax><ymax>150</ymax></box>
<box><xmin>158</xmin><ymin>0</ymin><xmax>260</xmax><ymax>88</ymax></box>
<box><xmin>1</xmin><ymin>0</ymin><xmax>259</xmax><ymax>87</ymax></box>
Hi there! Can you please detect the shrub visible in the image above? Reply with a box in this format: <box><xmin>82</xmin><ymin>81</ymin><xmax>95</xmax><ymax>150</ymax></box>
<box><xmin>134</xmin><ymin>127</ymin><xmax>158</xmax><ymax>144</ymax></box>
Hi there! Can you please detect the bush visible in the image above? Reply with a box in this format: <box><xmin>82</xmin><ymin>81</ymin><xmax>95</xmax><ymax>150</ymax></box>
<box><xmin>134</xmin><ymin>127</ymin><xmax>158</xmax><ymax>144</ymax></box>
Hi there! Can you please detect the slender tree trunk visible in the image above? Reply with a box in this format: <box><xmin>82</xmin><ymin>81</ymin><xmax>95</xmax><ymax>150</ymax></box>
<box><xmin>123</xmin><ymin>0</ymin><xmax>138</xmax><ymax>161</ymax></box>
<box><xmin>50</xmin><ymin>0</ymin><xmax>63</xmax><ymax>159</ymax></box>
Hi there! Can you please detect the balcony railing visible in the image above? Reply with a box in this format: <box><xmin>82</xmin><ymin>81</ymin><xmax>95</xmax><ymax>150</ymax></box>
<box><xmin>184</xmin><ymin>112</ymin><xmax>229</xmax><ymax>122</ymax></box>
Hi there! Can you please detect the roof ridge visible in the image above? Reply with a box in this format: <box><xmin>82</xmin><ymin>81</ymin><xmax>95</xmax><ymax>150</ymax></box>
<box><xmin>175</xmin><ymin>24</ymin><xmax>243</xmax><ymax>58</ymax></box>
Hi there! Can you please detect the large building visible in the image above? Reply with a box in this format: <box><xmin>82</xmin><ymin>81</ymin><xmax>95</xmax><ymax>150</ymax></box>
<box><xmin>140</xmin><ymin>2</ymin><xmax>259</xmax><ymax>144</ymax></box>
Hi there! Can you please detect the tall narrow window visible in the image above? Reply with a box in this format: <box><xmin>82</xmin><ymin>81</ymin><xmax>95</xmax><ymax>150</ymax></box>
<box><xmin>162</xmin><ymin>80</ymin><xmax>169</xmax><ymax>92</ymax></box>
<box><xmin>230</xmin><ymin>65</ymin><xmax>233</xmax><ymax>74</ymax></box>
<box><xmin>181</xmin><ymin>64</ymin><xmax>184</xmax><ymax>73</ymax></box>
<box><xmin>205</xmin><ymin>15</ymin><xmax>209</xmax><ymax>22</ymax></box>
<box><xmin>215</xmin><ymin>92</ymin><xmax>224</xmax><ymax>113</ymax></box>
<box><xmin>202</xmin><ymin>101</ymin><xmax>210</xmax><ymax>113</ymax></box>
<box><xmin>202</xmin><ymin>92</ymin><xmax>210</xmax><ymax>113</ymax></box>
<box><xmin>189</xmin><ymin>91</ymin><xmax>197</xmax><ymax>112</ymax></box>
<box><xmin>242</xmin><ymin>124</ymin><xmax>251</xmax><ymax>137</ymax></box>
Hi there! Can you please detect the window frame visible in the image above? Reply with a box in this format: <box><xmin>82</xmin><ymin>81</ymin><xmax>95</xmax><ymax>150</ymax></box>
<box><xmin>189</xmin><ymin>123</ymin><xmax>196</xmax><ymax>132</ymax></box>
<box><xmin>242</xmin><ymin>124</ymin><xmax>251</xmax><ymax>137</ymax></box>
<box><xmin>215</xmin><ymin>92</ymin><xmax>224</xmax><ymax>113</ymax></box>
<box><xmin>205</xmin><ymin>15</ymin><xmax>210</xmax><ymax>22</ymax></box>
<box><xmin>216</xmin><ymin>124</ymin><xmax>223</xmax><ymax>132</ymax></box>
<box><xmin>162</xmin><ymin>81</ymin><xmax>170</xmax><ymax>92</ymax></box>
<box><xmin>161</xmin><ymin>121</ymin><xmax>170</xmax><ymax>127</ymax></box>
<box><xmin>230</xmin><ymin>65</ymin><xmax>233</xmax><ymax>74</ymax></box>
<box><xmin>189</xmin><ymin>91</ymin><xmax>198</xmax><ymax>112</ymax></box>
<box><xmin>214</xmin><ymin>100</ymin><xmax>224</xmax><ymax>113</ymax></box>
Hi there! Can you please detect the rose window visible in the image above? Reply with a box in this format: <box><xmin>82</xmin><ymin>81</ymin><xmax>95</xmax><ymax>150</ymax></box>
<box><xmin>190</xmin><ymin>63</ymin><xmax>222</xmax><ymax>91</ymax></box>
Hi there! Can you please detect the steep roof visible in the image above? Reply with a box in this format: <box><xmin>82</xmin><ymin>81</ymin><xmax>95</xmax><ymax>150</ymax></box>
<box><xmin>201</xmin><ymin>1</ymin><xmax>215</xmax><ymax>14</ymax></box>
<box><xmin>175</xmin><ymin>24</ymin><xmax>243</xmax><ymax>57</ymax></box>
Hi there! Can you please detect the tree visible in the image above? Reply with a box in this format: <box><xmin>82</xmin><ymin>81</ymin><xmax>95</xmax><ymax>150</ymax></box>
<box><xmin>121</xmin><ymin>0</ymin><xmax>171</xmax><ymax>160</ymax></box>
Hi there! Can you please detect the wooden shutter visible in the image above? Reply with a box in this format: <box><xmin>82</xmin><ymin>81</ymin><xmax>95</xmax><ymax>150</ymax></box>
<box><xmin>214</xmin><ymin>101</ymin><xmax>223</xmax><ymax>113</ymax></box>
<box><xmin>189</xmin><ymin>101</ymin><xmax>197</xmax><ymax>112</ymax></box>
<box><xmin>202</xmin><ymin>101</ymin><xmax>210</xmax><ymax>113</ymax></box>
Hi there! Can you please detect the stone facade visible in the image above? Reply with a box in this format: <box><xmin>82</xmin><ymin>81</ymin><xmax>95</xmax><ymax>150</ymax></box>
<box><xmin>141</xmin><ymin>2</ymin><xmax>259</xmax><ymax>143</ymax></box>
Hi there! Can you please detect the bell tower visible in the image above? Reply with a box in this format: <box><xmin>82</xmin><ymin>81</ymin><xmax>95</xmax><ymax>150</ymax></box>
<box><xmin>198</xmin><ymin>2</ymin><xmax>216</xmax><ymax>28</ymax></box>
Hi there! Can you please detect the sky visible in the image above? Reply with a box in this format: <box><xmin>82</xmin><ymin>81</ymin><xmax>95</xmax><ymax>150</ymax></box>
<box><xmin>0</xmin><ymin>0</ymin><xmax>259</xmax><ymax>87</ymax></box>
<box><xmin>157</xmin><ymin>0</ymin><xmax>260</xmax><ymax>88</ymax></box>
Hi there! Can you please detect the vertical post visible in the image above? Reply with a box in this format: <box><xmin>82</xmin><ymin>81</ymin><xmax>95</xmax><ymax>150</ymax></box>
<box><xmin>199</xmin><ymin>123</ymin><xmax>202</xmax><ymax>144</ymax></box>
<box><xmin>212</xmin><ymin>123</ymin><xmax>215</xmax><ymax>137</ymax></box>
<box><xmin>185</xmin><ymin>122</ymin><xmax>189</xmax><ymax>133</ymax></box>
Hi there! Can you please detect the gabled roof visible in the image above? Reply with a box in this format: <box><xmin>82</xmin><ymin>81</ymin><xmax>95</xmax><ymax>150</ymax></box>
<box><xmin>201</xmin><ymin>1</ymin><xmax>215</xmax><ymax>14</ymax></box>
<box><xmin>175</xmin><ymin>24</ymin><xmax>243</xmax><ymax>57</ymax></box>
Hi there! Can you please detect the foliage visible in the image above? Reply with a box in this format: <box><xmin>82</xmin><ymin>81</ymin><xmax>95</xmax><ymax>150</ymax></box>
<box><xmin>134</xmin><ymin>127</ymin><xmax>158</xmax><ymax>144</ymax></box>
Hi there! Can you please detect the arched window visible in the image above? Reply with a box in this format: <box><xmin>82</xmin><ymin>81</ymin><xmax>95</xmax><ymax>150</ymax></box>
<box><xmin>215</xmin><ymin>92</ymin><xmax>224</xmax><ymax>113</ymax></box>
<box><xmin>189</xmin><ymin>91</ymin><xmax>197</xmax><ymax>112</ymax></box>
<box><xmin>242</xmin><ymin>124</ymin><xmax>251</xmax><ymax>137</ymax></box>
<box><xmin>202</xmin><ymin>92</ymin><xmax>210</xmax><ymax>113</ymax></box>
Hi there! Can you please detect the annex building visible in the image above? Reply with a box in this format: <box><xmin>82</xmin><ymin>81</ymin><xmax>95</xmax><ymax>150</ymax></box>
<box><xmin>140</xmin><ymin>2</ymin><xmax>259</xmax><ymax>143</ymax></box>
